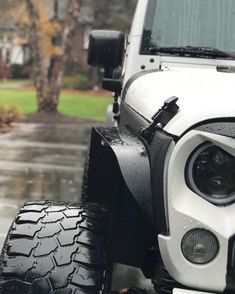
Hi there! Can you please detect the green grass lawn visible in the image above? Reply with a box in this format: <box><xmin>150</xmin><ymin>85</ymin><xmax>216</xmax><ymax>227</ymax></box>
<box><xmin>0</xmin><ymin>88</ymin><xmax>112</xmax><ymax>121</ymax></box>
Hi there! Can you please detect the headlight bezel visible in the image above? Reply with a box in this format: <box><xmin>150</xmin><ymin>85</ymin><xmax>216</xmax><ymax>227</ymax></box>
<box><xmin>185</xmin><ymin>142</ymin><xmax>235</xmax><ymax>206</ymax></box>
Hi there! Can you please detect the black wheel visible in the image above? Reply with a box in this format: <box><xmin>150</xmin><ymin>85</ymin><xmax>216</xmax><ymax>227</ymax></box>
<box><xmin>0</xmin><ymin>201</ymin><xmax>113</xmax><ymax>294</ymax></box>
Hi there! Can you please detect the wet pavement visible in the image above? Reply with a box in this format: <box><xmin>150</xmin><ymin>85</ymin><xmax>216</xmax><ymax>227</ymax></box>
<box><xmin>0</xmin><ymin>122</ymin><xmax>152</xmax><ymax>292</ymax></box>
<box><xmin>0</xmin><ymin>123</ymin><xmax>92</xmax><ymax>247</ymax></box>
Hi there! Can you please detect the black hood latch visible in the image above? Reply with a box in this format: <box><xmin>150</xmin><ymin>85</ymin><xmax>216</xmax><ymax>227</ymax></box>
<box><xmin>140</xmin><ymin>96</ymin><xmax>179</xmax><ymax>144</ymax></box>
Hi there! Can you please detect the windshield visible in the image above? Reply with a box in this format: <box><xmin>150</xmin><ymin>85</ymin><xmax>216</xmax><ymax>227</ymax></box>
<box><xmin>141</xmin><ymin>0</ymin><xmax>235</xmax><ymax>58</ymax></box>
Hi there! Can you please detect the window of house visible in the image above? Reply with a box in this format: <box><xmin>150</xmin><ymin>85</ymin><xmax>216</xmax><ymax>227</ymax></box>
<box><xmin>6</xmin><ymin>48</ymin><xmax>11</xmax><ymax>64</ymax></box>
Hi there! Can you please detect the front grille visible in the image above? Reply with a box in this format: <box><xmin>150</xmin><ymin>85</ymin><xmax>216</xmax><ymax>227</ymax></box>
<box><xmin>225</xmin><ymin>235</ymin><xmax>235</xmax><ymax>293</ymax></box>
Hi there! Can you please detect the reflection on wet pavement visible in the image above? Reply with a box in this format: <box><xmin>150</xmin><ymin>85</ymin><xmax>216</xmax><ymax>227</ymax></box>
<box><xmin>5</xmin><ymin>123</ymin><xmax>92</xmax><ymax>145</ymax></box>
<box><xmin>0</xmin><ymin>123</ymin><xmax>92</xmax><ymax>203</ymax></box>
<box><xmin>0</xmin><ymin>123</ymin><xmax>93</xmax><ymax>247</ymax></box>
<box><xmin>0</xmin><ymin>170</ymin><xmax>82</xmax><ymax>202</ymax></box>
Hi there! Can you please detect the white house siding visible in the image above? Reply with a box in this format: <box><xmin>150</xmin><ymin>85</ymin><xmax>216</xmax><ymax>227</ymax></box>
<box><xmin>10</xmin><ymin>45</ymin><xmax>24</xmax><ymax>65</ymax></box>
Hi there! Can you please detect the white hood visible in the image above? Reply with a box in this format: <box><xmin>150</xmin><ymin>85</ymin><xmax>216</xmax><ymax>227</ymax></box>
<box><xmin>125</xmin><ymin>67</ymin><xmax>235</xmax><ymax>136</ymax></box>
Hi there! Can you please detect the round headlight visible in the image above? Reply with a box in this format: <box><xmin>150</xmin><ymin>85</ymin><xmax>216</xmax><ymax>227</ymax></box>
<box><xmin>186</xmin><ymin>143</ymin><xmax>235</xmax><ymax>205</ymax></box>
<box><xmin>181</xmin><ymin>229</ymin><xmax>219</xmax><ymax>264</ymax></box>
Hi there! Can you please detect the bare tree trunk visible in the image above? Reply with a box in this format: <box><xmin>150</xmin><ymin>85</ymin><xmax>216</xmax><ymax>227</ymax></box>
<box><xmin>47</xmin><ymin>0</ymin><xmax>80</xmax><ymax>112</ymax></box>
<box><xmin>26</xmin><ymin>0</ymin><xmax>80</xmax><ymax>113</ymax></box>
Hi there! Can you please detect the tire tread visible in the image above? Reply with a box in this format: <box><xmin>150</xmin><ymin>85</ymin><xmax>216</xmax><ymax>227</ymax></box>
<box><xmin>0</xmin><ymin>201</ymin><xmax>112</xmax><ymax>294</ymax></box>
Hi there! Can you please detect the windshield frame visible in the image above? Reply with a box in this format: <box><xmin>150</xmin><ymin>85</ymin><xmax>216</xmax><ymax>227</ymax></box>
<box><xmin>140</xmin><ymin>0</ymin><xmax>157</xmax><ymax>55</ymax></box>
<box><xmin>140</xmin><ymin>0</ymin><xmax>235</xmax><ymax>59</ymax></box>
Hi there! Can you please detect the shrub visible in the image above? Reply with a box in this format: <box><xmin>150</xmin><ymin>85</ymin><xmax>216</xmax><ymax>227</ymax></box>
<box><xmin>64</xmin><ymin>61</ymin><xmax>82</xmax><ymax>75</ymax></box>
<box><xmin>0</xmin><ymin>60</ymin><xmax>10</xmax><ymax>80</ymax></box>
<box><xmin>0</xmin><ymin>105</ymin><xmax>24</xmax><ymax>125</ymax></box>
<box><xmin>11</xmin><ymin>64</ymin><xmax>32</xmax><ymax>79</ymax></box>
<box><xmin>63</xmin><ymin>74</ymin><xmax>93</xmax><ymax>90</ymax></box>
<box><xmin>10</xmin><ymin>64</ymin><xmax>21</xmax><ymax>79</ymax></box>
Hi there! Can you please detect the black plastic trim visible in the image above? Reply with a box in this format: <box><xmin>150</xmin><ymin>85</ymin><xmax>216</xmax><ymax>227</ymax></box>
<box><xmin>225</xmin><ymin>235</ymin><xmax>235</xmax><ymax>293</ymax></box>
<box><xmin>120</xmin><ymin>102</ymin><xmax>175</xmax><ymax>234</ymax></box>
<box><xmin>179</xmin><ymin>118</ymin><xmax>235</xmax><ymax>140</ymax></box>
<box><xmin>196</xmin><ymin>121</ymin><xmax>235</xmax><ymax>139</ymax></box>
<box><xmin>147</xmin><ymin>129</ymin><xmax>173</xmax><ymax>233</ymax></box>
<box><xmin>86</xmin><ymin>126</ymin><xmax>156</xmax><ymax>267</ymax></box>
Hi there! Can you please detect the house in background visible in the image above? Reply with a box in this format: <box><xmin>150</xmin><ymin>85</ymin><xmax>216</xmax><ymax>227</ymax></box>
<box><xmin>0</xmin><ymin>17</ymin><xmax>30</xmax><ymax>65</ymax></box>
<box><xmin>0</xmin><ymin>0</ymin><xmax>94</xmax><ymax>72</ymax></box>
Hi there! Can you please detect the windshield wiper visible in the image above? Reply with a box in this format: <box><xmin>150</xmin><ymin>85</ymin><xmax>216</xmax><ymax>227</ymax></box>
<box><xmin>149</xmin><ymin>46</ymin><xmax>235</xmax><ymax>59</ymax></box>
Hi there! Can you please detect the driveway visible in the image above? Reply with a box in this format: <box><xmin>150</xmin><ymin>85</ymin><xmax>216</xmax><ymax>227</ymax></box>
<box><xmin>0</xmin><ymin>122</ymin><xmax>152</xmax><ymax>292</ymax></box>
<box><xmin>0</xmin><ymin>123</ymin><xmax>91</xmax><ymax>247</ymax></box>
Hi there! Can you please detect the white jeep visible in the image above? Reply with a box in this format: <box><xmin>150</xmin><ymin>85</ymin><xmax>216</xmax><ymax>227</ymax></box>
<box><xmin>1</xmin><ymin>1</ymin><xmax>235</xmax><ymax>294</ymax></box>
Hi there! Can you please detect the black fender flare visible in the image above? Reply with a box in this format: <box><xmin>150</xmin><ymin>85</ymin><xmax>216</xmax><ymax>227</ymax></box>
<box><xmin>86</xmin><ymin>126</ymin><xmax>155</xmax><ymax>267</ymax></box>
<box><xmin>88</xmin><ymin>126</ymin><xmax>153</xmax><ymax>224</ymax></box>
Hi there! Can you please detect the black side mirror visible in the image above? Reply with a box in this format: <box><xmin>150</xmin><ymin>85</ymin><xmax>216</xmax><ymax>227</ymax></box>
<box><xmin>88</xmin><ymin>30</ymin><xmax>125</xmax><ymax>79</ymax></box>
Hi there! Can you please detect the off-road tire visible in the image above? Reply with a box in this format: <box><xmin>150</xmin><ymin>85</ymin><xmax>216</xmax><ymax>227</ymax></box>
<box><xmin>0</xmin><ymin>201</ymin><xmax>113</xmax><ymax>294</ymax></box>
<box><xmin>81</xmin><ymin>151</ymin><xmax>90</xmax><ymax>203</ymax></box>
